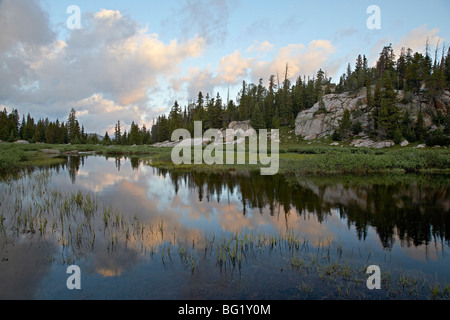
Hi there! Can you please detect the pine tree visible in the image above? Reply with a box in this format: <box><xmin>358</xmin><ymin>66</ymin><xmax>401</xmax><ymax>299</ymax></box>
<box><xmin>250</xmin><ymin>103</ymin><xmax>265</xmax><ymax>130</ymax></box>
<box><xmin>209</xmin><ymin>93</ymin><xmax>224</xmax><ymax>129</ymax></box>
<box><xmin>169</xmin><ymin>100</ymin><xmax>182</xmax><ymax>132</ymax></box>
<box><xmin>0</xmin><ymin>108</ymin><xmax>9</xmax><ymax>140</ymax></box>
<box><xmin>338</xmin><ymin>109</ymin><xmax>352</xmax><ymax>140</ymax></box>
<box><xmin>415</xmin><ymin>109</ymin><xmax>427</xmax><ymax>142</ymax></box>
<box><xmin>264</xmin><ymin>75</ymin><xmax>276</xmax><ymax>128</ymax></box>
<box><xmin>129</xmin><ymin>121</ymin><xmax>142</xmax><ymax>145</ymax></box>
<box><xmin>102</xmin><ymin>132</ymin><xmax>110</xmax><ymax>145</ymax></box>
<box><xmin>114</xmin><ymin>121</ymin><xmax>122</xmax><ymax>144</ymax></box>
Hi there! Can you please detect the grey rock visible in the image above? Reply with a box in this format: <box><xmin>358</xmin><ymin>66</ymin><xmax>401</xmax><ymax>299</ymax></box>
<box><xmin>350</xmin><ymin>138</ymin><xmax>394</xmax><ymax>148</ymax></box>
<box><xmin>295</xmin><ymin>88</ymin><xmax>449</xmax><ymax>143</ymax></box>
<box><xmin>14</xmin><ymin>140</ymin><xmax>30</xmax><ymax>144</ymax></box>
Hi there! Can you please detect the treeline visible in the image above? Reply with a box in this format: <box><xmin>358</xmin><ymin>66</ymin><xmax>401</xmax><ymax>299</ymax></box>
<box><xmin>0</xmin><ymin>108</ymin><xmax>99</xmax><ymax>144</ymax></box>
<box><xmin>1</xmin><ymin>43</ymin><xmax>449</xmax><ymax>146</ymax></box>
<box><xmin>150</xmin><ymin>42</ymin><xmax>450</xmax><ymax>144</ymax></box>
<box><xmin>333</xmin><ymin>42</ymin><xmax>450</xmax><ymax>145</ymax></box>
<box><xmin>150</xmin><ymin>67</ymin><xmax>332</xmax><ymax>143</ymax></box>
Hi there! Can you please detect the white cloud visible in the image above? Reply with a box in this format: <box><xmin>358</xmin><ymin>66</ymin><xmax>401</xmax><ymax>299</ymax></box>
<box><xmin>216</xmin><ymin>51</ymin><xmax>253</xmax><ymax>84</ymax></box>
<box><xmin>251</xmin><ymin>40</ymin><xmax>336</xmax><ymax>82</ymax></box>
<box><xmin>167</xmin><ymin>0</ymin><xmax>238</xmax><ymax>45</ymax></box>
<box><xmin>393</xmin><ymin>25</ymin><xmax>444</xmax><ymax>56</ymax></box>
<box><xmin>247</xmin><ymin>41</ymin><xmax>274</xmax><ymax>53</ymax></box>
<box><xmin>0</xmin><ymin>5</ymin><xmax>206</xmax><ymax>134</ymax></box>
<box><xmin>172</xmin><ymin>39</ymin><xmax>337</xmax><ymax>101</ymax></box>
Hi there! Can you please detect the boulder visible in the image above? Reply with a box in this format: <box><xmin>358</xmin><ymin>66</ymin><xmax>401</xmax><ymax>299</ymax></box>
<box><xmin>14</xmin><ymin>140</ymin><xmax>30</xmax><ymax>144</ymax></box>
<box><xmin>227</xmin><ymin>120</ymin><xmax>255</xmax><ymax>133</ymax></box>
<box><xmin>295</xmin><ymin>88</ymin><xmax>371</xmax><ymax>139</ymax></box>
<box><xmin>400</xmin><ymin>140</ymin><xmax>409</xmax><ymax>147</ymax></box>
<box><xmin>350</xmin><ymin>138</ymin><xmax>394</xmax><ymax>148</ymax></box>
<box><xmin>295</xmin><ymin>88</ymin><xmax>449</xmax><ymax>142</ymax></box>
<box><xmin>152</xmin><ymin>140</ymin><xmax>182</xmax><ymax>148</ymax></box>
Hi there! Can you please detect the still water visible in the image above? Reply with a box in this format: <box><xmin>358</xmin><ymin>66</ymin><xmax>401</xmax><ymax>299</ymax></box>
<box><xmin>0</xmin><ymin>155</ymin><xmax>449</xmax><ymax>299</ymax></box>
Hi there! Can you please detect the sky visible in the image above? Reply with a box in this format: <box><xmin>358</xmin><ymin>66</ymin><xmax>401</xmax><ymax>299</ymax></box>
<box><xmin>0</xmin><ymin>0</ymin><xmax>449</xmax><ymax>135</ymax></box>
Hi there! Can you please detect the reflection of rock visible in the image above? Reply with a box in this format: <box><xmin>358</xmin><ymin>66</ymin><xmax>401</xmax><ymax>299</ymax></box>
<box><xmin>41</xmin><ymin>149</ymin><xmax>61</xmax><ymax>155</ymax></box>
<box><xmin>64</xmin><ymin>150</ymin><xmax>79</xmax><ymax>155</ymax></box>
<box><xmin>296</xmin><ymin>178</ymin><xmax>369</xmax><ymax>210</ymax></box>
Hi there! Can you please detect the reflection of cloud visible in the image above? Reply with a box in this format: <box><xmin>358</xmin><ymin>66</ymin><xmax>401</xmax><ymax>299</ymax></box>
<box><xmin>0</xmin><ymin>240</ymin><xmax>57</xmax><ymax>299</ymax></box>
<box><xmin>97</xmin><ymin>267</ymin><xmax>123</xmax><ymax>277</ymax></box>
<box><xmin>396</xmin><ymin>236</ymin><xmax>442</xmax><ymax>263</ymax></box>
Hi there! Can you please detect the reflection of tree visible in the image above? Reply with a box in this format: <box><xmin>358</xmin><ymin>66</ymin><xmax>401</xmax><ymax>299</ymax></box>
<box><xmin>157</xmin><ymin>168</ymin><xmax>450</xmax><ymax>249</ymax></box>
<box><xmin>130</xmin><ymin>157</ymin><xmax>140</xmax><ymax>170</ymax></box>
<box><xmin>115</xmin><ymin>158</ymin><xmax>121</xmax><ymax>171</ymax></box>
<box><xmin>67</xmin><ymin>156</ymin><xmax>82</xmax><ymax>184</ymax></box>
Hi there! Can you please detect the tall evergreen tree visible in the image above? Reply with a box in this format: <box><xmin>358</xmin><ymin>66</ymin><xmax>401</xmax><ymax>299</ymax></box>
<box><xmin>250</xmin><ymin>103</ymin><xmax>265</xmax><ymax>130</ymax></box>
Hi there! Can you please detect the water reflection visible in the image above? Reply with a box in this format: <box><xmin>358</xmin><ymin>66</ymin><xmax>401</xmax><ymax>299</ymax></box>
<box><xmin>152</xmin><ymin>167</ymin><xmax>450</xmax><ymax>249</ymax></box>
<box><xmin>14</xmin><ymin>155</ymin><xmax>450</xmax><ymax>249</ymax></box>
<box><xmin>0</xmin><ymin>155</ymin><xmax>449</xmax><ymax>299</ymax></box>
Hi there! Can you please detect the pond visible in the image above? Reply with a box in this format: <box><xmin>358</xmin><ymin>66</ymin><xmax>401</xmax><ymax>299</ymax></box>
<box><xmin>0</xmin><ymin>155</ymin><xmax>449</xmax><ymax>299</ymax></box>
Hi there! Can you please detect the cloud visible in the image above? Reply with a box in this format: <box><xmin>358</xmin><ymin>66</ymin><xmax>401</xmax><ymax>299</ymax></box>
<box><xmin>367</xmin><ymin>25</ymin><xmax>445</xmax><ymax>68</ymax></box>
<box><xmin>0</xmin><ymin>5</ymin><xmax>206</xmax><ymax>134</ymax></box>
<box><xmin>0</xmin><ymin>0</ymin><xmax>55</xmax><ymax>54</ymax></box>
<box><xmin>216</xmin><ymin>51</ymin><xmax>252</xmax><ymax>83</ymax></box>
<box><xmin>0</xmin><ymin>0</ymin><xmax>55</xmax><ymax>104</ymax></box>
<box><xmin>172</xmin><ymin>50</ymin><xmax>253</xmax><ymax>98</ymax></box>
<box><xmin>167</xmin><ymin>0</ymin><xmax>238</xmax><ymax>45</ymax></box>
<box><xmin>73</xmin><ymin>94</ymin><xmax>146</xmax><ymax>134</ymax></box>
<box><xmin>174</xmin><ymin>39</ymin><xmax>337</xmax><ymax>99</ymax></box>
<box><xmin>393</xmin><ymin>25</ymin><xmax>444</xmax><ymax>56</ymax></box>
<box><xmin>247</xmin><ymin>41</ymin><xmax>274</xmax><ymax>53</ymax></box>
<box><xmin>333</xmin><ymin>27</ymin><xmax>359</xmax><ymax>42</ymax></box>
<box><xmin>251</xmin><ymin>40</ymin><xmax>337</xmax><ymax>82</ymax></box>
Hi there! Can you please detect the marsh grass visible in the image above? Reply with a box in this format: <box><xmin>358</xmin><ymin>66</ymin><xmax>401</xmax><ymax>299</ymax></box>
<box><xmin>0</xmin><ymin>168</ymin><xmax>448</xmax><ymax>299</ymax></box>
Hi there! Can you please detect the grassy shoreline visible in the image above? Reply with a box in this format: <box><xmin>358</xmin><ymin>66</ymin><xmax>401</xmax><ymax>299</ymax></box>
<box><xmin>1</xmin><ymin>139</ymin><xmax>449</xmax><ymax>176</ymax></box>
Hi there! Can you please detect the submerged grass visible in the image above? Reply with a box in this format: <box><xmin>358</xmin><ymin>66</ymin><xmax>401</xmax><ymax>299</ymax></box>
<box><xmin>1</xmin><ymin>140</ymin><xmax>450</xmax><ymax>299</ymax></box>
<box><xmin>0</xmin><ymin>171</ymin><xmax>448</xmax><ymax>299</ymax></box>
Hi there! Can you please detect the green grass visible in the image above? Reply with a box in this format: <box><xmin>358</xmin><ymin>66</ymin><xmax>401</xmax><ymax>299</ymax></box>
<box><xmin>1</xmin><ymin>129</ymin><xmax>449</xmax><ymax>176</ymax></box>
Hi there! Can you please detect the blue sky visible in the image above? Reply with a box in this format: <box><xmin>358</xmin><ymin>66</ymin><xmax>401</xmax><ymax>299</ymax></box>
<box><xmin>1</xmin><ymin>0</ymin><xmax>449</xmax><ymax>134</ymax></box>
